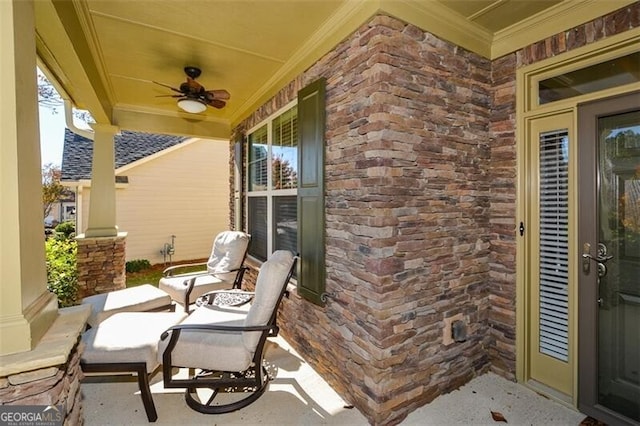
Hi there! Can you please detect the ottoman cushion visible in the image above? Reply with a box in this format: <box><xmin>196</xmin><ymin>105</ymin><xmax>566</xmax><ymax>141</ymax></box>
<box><xmin>81</xmin><ymin>311</ymin><xmax>187</xmax><ymax>371</ymax></box>
<box><xmin>82</xmin><ymin>284</ymin><xmax>172</xmax><ymax>327</ymax></box>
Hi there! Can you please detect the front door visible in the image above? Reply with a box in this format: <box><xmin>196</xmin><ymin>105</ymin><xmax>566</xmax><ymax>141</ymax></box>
<box><xmin>578</xmin><ymin>91</ymin><xmax>640</xmax><ymax>425</ymax></box>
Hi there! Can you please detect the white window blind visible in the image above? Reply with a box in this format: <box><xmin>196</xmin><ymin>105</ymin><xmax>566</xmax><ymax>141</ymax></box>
<box><xmin>538</xmin><ymin>130</ymin><xmax>570</xmax><ymax>362</ymax></box>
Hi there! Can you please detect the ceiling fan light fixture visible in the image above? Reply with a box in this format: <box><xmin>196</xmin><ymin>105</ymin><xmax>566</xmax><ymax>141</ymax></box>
<box><xmin>177</xmin><ymin>98</ymin><xmax>207</xmax><ymax>114</ymax></box>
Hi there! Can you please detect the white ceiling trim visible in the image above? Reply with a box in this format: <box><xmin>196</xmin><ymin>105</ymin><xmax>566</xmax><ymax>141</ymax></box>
<box><xmin>73</xmin><ymin>0</ymin><xmax>116</xmax><ymax>108</ymax></box>
<box><xmin>467</xmin><ymin>0</ymin><xmax>509</xmax><ymax>22</ymax></box>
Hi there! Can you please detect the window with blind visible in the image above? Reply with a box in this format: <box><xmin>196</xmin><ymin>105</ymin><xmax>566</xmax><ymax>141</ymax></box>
<box><xmin>538</xmin><ymin>129</ymin><xmax>570</xmax><ymax>362</ymax></box>
<box><xmin>247</xmin><ymin>104</ymin><xmax>298</xmax><ymax>261</ymax></box>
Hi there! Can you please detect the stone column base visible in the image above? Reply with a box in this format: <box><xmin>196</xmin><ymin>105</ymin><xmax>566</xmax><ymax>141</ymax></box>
<box><xmin>76</xmin><ymin>232</ymin><xmax>127</xmax><ymax>299</ymax></box>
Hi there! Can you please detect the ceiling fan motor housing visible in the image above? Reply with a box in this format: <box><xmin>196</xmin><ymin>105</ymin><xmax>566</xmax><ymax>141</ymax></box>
<box><xmin>184</xmin><ymin>66</ymin><xmax>202</xmax><ymax>79</ymax></box>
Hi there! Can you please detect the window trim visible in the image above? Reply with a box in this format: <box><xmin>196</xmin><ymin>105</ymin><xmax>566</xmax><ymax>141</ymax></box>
<box><xmin>246</xmin><ymin>100</ymin><xmax>298</xmax><ymax>262</ymax></box>
<box><xmin>519</xmin><ymin>29</ymin><xmax>640</xmax><ymax>114</ymax></box>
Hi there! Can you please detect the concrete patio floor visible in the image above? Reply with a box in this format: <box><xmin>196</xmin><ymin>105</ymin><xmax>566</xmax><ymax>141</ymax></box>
<box><xmin>82</xmin><ymin>335</ymin><xmax>587</xmax><ymax>425</ymax></box>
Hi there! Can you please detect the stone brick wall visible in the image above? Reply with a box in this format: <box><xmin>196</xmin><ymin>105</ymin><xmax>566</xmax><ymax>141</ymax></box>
<box><xmin>487</xmin><ymin>52</ymin><xmax>518</xmax><ymax>379</ymax></box>
<box><xmin>487</xmin><ymin>1</ymin><xmax>640</xmax><ymax>379</ymax></box>
<box><xmin>76</xmin><ymin>235</ymin><xmax>126</xmax><ymax>299</ymax></box>
<box><xmin>234</xmin><ymin>15</ymin><xmax>493</xmax><ymax>425</ymax></box>
<box><xmin>230</xmin><ymin>4</ymin><xmax>639</xmax><ymax>425</ymax></box>
<box><xmin>0</xmin><ymin>340</ymin><xmax>84</xmax><ymax>425</ymax></box>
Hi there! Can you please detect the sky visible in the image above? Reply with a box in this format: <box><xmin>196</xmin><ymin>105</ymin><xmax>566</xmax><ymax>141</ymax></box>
<box><xmin>39</xmin><ymin>105</ymin><xmax>66</xmax><ymax>167</ymax></box>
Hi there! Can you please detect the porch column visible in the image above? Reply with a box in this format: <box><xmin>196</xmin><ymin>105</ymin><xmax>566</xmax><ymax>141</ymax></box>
<box><xmin>0</xmin><ymin>0</ymin><xmax>58</xmax><ymax>355</ymax></box>
<box><xmin>84</xmin><ymin>123</ymin><xmax>119</xmax><ymax>237</ymax></box>
<box><xmin>76</xmin><ymin>124</ymin><xmax>127</xmax><ymax>297</ymax></box>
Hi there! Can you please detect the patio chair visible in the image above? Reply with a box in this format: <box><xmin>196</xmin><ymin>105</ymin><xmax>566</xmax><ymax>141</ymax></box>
<box><xmin>159</xmin><ymin>250</ymin><xmax>297</xmax><ymax>414</ymax></box>
<box><xmin>159</xmin><ymin>230</ymin><xmax>250</xmax><ymax>312</ymax></box>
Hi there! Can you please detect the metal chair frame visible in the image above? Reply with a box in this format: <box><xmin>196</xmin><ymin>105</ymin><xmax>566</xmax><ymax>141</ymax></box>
<box><xmin>160</xmin><ymin>255</ymin><xmax>297</xmax><ymax>414</ymax></box>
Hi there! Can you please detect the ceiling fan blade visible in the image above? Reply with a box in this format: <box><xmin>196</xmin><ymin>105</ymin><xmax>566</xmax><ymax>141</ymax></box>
<box><xmin>152</xmin><ymin>81</ymin><xmax>182</xmax><ymax>94</ymax></box>
<box><xmin>206</xmin><ymin>99</ymin><xmax>226</xmax><ymax>109</ymax></box>
<box><xmin>155</xmin><ymin>94</ymin><xmax>182</xmax><ymax>98</ymax></box>
<box><xmin>185</xmin><ymin>76</ymin><xmax>204</xmax><ymax>93</ymax></box>
<box><xmin>205</xmin><ymin>89</ymin><xmax>230</xmax><ymax>101</ymax></box>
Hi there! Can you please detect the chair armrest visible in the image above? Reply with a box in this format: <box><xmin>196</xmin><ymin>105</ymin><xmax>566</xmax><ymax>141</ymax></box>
<box><xmin>162</xmin><ymin>262</ymin><xmax>207</xmax><ymax>277</ymax></box>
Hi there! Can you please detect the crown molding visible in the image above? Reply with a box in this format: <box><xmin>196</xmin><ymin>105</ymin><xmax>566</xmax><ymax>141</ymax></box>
<box><xmin>492</xmin><ymin>0</ymin><xmax>637</xmax><ymax>59</ymax></box>
<box><xmin>231</xmin><ymin>0</ymin><xmax>381</xmax><ymax>126</ymax></box>
<box><xmin>380</xmin><ymin>0</ymin><xmax>493</xmax><ymax>58</ymax></box>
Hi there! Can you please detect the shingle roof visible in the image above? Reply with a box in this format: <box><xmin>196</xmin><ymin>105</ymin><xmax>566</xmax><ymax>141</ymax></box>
<box><xmin>61</xmin><ymin>129</ymin><xmax>188</xmax><ymax>181</ymax></box>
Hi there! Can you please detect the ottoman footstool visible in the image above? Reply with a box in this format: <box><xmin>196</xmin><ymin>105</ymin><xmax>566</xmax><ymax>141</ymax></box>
<box><xmin>81</xmin><ymin>284</ymin><xmax>174</xmax><ymax>327</ymax></box>
<box><xmin>81</xmin><ymin>311</ymin><xmax>187</xmax><ymax>422</ymax></box>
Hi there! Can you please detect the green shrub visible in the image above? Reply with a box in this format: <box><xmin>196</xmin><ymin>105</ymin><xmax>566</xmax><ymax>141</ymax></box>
<box><xmin>45</xmin><ymin>238</ymin><xmax>78</xmax><ymax>307</ymax></box>
<box><xmin>126</xmin><ymin>259</ymin><xmax>151</xmax><ymax>273</ymax></box>
<box><xmin>54</xmin><ymin>221</ymin><xmax>76</xmax><ymax>240</ymax></box>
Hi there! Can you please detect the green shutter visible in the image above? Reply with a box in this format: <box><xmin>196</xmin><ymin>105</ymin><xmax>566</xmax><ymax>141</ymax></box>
<box><xmin>297</xmin><ymin>78</ymin><xmax>326</xmax><ymax>306</ymax></box>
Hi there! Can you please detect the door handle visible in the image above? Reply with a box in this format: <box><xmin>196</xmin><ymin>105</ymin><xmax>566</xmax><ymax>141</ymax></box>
<box><xmin>582</xmin><ymin>252</ymin><xmax>613</xmax><ymax>263</ymax></box>
<box><xmin>581</xmin><ymin>242</ymin><xmax>614</xmax><ymax>275</ymax></box>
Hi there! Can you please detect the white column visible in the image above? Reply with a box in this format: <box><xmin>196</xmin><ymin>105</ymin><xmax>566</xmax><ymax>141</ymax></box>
<box><xmin>83</xmin><ymin>123</ymin><xmax>119</xmax><ymax>237</ymax></box>
<box><xmin>0</xmin><ymin>0</ymin><xmax>58</xmax><ymax>356</ymax></box>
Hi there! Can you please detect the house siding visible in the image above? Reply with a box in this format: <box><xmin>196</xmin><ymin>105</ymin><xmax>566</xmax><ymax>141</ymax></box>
<box><xmin>232</xmin><ymin>4</ymin><xmax>639</xmax><ymax>425</ymax></box>
<box><xmin>80</xmin><ymin>139</ymin><xmax>229</xmax><ymax>264</ymax></box>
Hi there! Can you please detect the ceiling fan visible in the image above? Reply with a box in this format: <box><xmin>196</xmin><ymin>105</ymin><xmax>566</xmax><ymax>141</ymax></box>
<box><xmin>154</xmin><ymin>66</ymin><xmax>230</xmax><ymax>113</ymax></box>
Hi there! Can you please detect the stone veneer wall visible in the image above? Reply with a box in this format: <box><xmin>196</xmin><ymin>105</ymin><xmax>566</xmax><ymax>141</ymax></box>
<box><xmin>230</xmin><ymin>4</ymin><xmax>639</xmax><ymax>425</ymax></box>
<box><xmin>234</xmin><ymin>15</ymin><xmax>492</xmax><ymax>425</ymax></box>
<box><xmin>0</xmin><ymin>341</ymin><xmax>83</xmax><ymax>425</ymax></box>
<box><xmin>76</xmin><ymin>235</ymin><xmax>126</xmax><ymax>299</ymax></box>
<box><xmin>487</xmin><ymin>2</ymin><xmax>640</xmax><ymax>379</ymax></box>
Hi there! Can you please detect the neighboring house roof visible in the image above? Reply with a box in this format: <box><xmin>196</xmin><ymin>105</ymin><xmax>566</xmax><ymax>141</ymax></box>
<box><xmin>61</xmin><ymin>128</ymin><xmax>188</xmax><ymax>181</ymax></box>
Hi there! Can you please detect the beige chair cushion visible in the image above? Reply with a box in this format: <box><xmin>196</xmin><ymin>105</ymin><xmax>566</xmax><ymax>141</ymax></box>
<box><xmin>157</xmin><ymin>304</ymin><xmax>253</xmax><ymax>372</ymax></box>
<box><xmin>82</xmin><ymin>311</ymin><xmax>187</xmax><ymax>371</ymax></box>
<box><xmin>158</xmin><ymin>231</ymin><xmax>250</xmax><ymax>304</ymax></box>
<box><xmin>158</xmin><ymin>274</ymin><xmax>226</xmax><ymax>307</ymax></box>
<box><xmin>206</xmin><ymin>231</ymin><xmax>250</xmax><ymax>281</ymax></box>
<box><xmin>243</xmin><ymin>250</ymin><xmax>294</xmax><ymax>351</ymax></box>
<box><xmin>81</xmin><ymin>284</ymin><xmax>172</xmax><ymax>327</ymax></box>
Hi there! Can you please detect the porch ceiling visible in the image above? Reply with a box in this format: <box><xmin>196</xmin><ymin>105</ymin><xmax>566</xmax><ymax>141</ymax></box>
<box><xmin>34</xmin><ymin>0</ymin><xmax>634</xmax><ymax>139</ymax></box>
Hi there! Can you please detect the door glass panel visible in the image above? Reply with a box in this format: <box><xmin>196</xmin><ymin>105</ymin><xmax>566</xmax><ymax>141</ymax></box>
<box><xmin>597</xmin><ymin>110</ymin><xmax>640</xmax><ymax>421</ymax></box>
<box><xmin>539</xmin><ymin>130</ymin><xmax>570</xmax><ymax>362</ymax></box>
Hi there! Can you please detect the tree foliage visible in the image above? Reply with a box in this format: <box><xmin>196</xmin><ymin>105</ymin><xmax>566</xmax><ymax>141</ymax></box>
<box><xmin>37</xmin><ymin>69</ymin><xmax>94</xmax><ymax>124</ymax></box>
<box><xmin>45</xmin><ymin>235</ymin><xmax>78</xmax><ymax>307</ymax></box>
<box><xmin>42</xmin><ymin>163</ymin><xmax>65</xmax><ymax>219</ymax></box>
<box><xmin>272</xmin><ymin>155</ymin><xmax>297</xmax><ymax>189</ymax></box>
